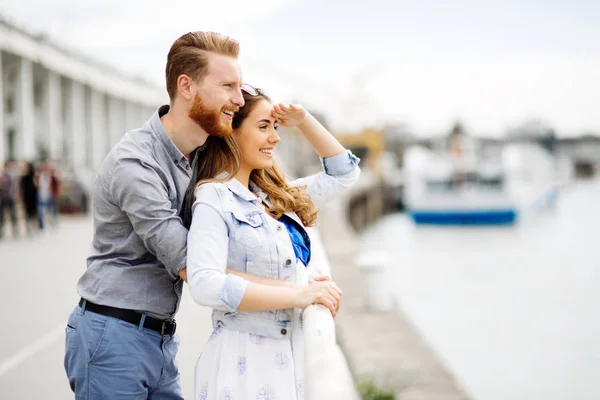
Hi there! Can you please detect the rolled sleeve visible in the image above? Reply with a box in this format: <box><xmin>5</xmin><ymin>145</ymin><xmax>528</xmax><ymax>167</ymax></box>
<box><xmin>220</xmin><ymin>274</ymin><xmax>250</xmax><ymax>311</ymax></box>
<box><xmin>290</xmin><ymin>148</ymin><xmax>361</xmax><ymax>209</ymax></box>
<box><xmin>109</xmin><ymin>158</ymin><xmax>187</xmax><ymax>278</ymax></box>
<box><xmin>321</xmin><ymin>149</ymin><xmax>361</xmax><ymax>176</ymax></box>
<box><xmin>187</xmin><ymin>184</ymin><xmax>249</xmax><ymax>312</ymax></box>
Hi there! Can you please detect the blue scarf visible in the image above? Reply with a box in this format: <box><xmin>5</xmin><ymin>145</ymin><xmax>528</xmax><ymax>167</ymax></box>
<box><xmin>279</xmin><ymin>214</ymin><xmax>311</xmax><ymax>266</ymax></box>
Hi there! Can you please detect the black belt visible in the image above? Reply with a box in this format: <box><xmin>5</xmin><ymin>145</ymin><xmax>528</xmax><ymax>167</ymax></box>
<box><xmin>79</xmin><ymin>298</ymin><xmax>176</xmax><ymax>336</ymax></box>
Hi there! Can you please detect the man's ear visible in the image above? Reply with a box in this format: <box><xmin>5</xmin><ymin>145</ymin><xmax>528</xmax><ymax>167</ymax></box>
<box><xmin>177</xmin><ymin>74</ymin><xmax>194</xmax><ymax>101</ymax></box>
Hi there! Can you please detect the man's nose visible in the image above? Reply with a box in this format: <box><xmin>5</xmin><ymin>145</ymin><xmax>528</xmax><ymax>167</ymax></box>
<box><xmin>232</xmin><ymin>88</ymin><xmax>245</xmax><ymax>107</ymax></box>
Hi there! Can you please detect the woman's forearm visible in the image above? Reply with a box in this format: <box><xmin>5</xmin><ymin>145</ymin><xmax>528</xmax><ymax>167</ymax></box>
<box><xmin>226</xmin><ymin>269</ymin><xmax>295</xmax><ymax>288</ymax></box>
<box><xmin>296</xmin><ymin>113</ymin><xmax>346</xmax><ymax>158</ymax></box>
<box><xmin>237</xmin><ymin>283</ymin><xmax>298</xmax><ymax>311</ymax></box>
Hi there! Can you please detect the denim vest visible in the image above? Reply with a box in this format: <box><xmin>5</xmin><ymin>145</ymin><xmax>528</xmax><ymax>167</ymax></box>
<box><xmin>186</xmin><ymin>150</ymin><xmax>360</xmax><ymax>339</ymax></box>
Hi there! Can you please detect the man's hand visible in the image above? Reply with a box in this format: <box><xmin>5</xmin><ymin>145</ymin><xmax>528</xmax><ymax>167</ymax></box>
<box><xmin>178</xmin><ymin>268</ymin><xmax>187</xmax><ymax>282</ymax></box>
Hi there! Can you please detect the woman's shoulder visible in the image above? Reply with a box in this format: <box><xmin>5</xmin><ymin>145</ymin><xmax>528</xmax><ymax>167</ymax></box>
<box><xmin>193</xmin><ymin>181</ymin><xmax>231</xmax><ymax>206</ymax></box>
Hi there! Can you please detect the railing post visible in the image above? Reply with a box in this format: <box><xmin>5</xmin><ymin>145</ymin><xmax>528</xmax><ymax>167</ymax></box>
<box><xmin>355</xmin><ymin>251</ymin><xmax>395</xmax><ymax>312</ymax></box>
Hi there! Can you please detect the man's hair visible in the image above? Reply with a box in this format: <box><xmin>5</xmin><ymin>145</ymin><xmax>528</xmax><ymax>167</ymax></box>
<box><xmin>165</xmin><ymin>31</ymin><xmax>240</xmax><ymax>100</ymax></box>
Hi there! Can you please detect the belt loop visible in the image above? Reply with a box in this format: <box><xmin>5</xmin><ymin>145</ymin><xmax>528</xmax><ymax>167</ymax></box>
<box><xmin>80</xmin><ymin>299</ymin><xmax>87</xmax><ymax>315</ymax></box>
<box><xmin>138</xmin><ymin>314</ymin><xmax>147</xmax><ymax>332</ymax></box>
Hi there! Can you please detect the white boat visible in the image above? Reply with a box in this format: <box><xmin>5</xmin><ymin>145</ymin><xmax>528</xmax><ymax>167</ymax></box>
<box><xmin>403</xmin><ymin>139</ymin><xmax>560</xmax><ymax>225</ymax></box>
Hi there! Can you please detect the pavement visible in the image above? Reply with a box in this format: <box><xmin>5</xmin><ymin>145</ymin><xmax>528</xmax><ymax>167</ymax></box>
<box><xmin>0</xmin><ymin>215</ymin><xmax>213</xmax><ymax>400</ymax></box>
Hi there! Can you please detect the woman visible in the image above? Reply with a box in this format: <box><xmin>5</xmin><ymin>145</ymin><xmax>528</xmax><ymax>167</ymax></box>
<box><xmin>187</xmin><ymin>84</ymin><xmax>360</xmax><ymax>400</ymax></box>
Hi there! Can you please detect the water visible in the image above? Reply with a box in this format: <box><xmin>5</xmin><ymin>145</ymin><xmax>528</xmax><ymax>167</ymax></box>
<box><xmin>359</xmin><ymin>179</ymin><xmax>600</xmax><ymax>400</ymax></box>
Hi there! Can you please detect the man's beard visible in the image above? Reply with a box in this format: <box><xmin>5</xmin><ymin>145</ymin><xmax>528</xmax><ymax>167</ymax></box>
<box><xmin>188</xmin><ymin>93</ymin><xmax>237</xmax><ymax>138</ymax></box>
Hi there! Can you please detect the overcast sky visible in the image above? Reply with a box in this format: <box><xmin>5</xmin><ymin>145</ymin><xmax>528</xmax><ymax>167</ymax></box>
<box><xmin>1</xmin><ymin>0</ymin><xmax>599</xmax><ymax>137</ymax></box>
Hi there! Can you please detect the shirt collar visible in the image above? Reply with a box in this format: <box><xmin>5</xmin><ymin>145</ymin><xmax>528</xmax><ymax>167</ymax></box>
<box><xmin>223</xmin><ymin>178</ymin><xmax>260</xmax><ymax>203</ymax></box>
<box><xmin>149</xmin><ymin>105</ymin><xmax>187</xmax><ymax>164</ymax></box>
<box><xmin>248</xmin><ymin>181</ymin><xmax>271</xmax><ymax>207</ymax></box>
<box><xmin>226</xmin><ymin>179</ymin><xmax>302</xmax><ymax>222</ymax></box>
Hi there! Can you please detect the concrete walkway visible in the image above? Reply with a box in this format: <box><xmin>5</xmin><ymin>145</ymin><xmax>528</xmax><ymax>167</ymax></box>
<box><xmin>0</xmin><ymin>215</ymin><xmax>213</xmax><ymax>399</ymax></box>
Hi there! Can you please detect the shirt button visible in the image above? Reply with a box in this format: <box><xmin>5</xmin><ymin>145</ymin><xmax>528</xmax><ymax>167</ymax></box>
<box><xmin>285</xmin><ymin>259</ymin><xmax>292</xmax><ymax>266</ymax></box>
<box><xmin>277</xmin><ymin>225</ymin><xmax>282</xmax><ymax>231</ymax></box>
<box><xmin>281</xmin><ymin>329</ymin><xmax>287</xmax><ymax>335</ymax></box>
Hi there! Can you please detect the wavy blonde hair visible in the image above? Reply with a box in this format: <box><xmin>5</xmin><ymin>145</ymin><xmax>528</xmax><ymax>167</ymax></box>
<box><xmin>191</xmin><ymin>89</ymin><xmax>318</xmax><ymax>227</ymax></box>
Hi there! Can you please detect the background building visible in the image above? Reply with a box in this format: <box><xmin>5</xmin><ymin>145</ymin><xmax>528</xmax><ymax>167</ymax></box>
<box><xmin>0</xmin><ymin>16</ymin><xmax>166</xmax><ymax>176</ymax></box>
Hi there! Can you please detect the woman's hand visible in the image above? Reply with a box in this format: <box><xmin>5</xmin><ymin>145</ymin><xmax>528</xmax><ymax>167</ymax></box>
<box><xmin>309</xmin><ymin>274</ymin><xmax>331</xmax><ymax>283</ymax></box>
<box><xmin>295</xmin><ymin>280</ymin><xmax>343</xmax><ymax>317</ymax></box>
<box><xmin>309</xmin><ymin>275</ymin><xmax>343</xmax><ymax>314</ymax></box>
<box><xmin>271</xmin><ymin>103</ymin><xmax>308</xmax><ymax>128</ymax></box>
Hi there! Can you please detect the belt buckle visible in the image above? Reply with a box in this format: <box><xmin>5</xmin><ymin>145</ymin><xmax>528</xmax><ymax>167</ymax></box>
<box><xmin>161</xmin><ymin>319</ymin><xmax>176</xmax><ymax>336</ymax></box>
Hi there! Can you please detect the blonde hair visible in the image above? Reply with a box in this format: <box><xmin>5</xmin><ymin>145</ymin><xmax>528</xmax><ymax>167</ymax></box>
<box><xmin>191</xmin><ymin>89</ymin><xmax>318</xmax><ymax>227</ymax></box>
<box><xmin>251</xmin><ymin>164</ymin><xmax>318</xmax><ymax>227</ymax></box>
<box><xmin>165</xmin><ymin>31</ymin><xmax>240</xmax><ymax>100</ymax></box>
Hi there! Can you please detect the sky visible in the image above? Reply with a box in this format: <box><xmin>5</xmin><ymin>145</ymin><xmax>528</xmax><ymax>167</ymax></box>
<box><xmin>1</xmin><ymin>0</ymin><xmax>599</xmax><ymax>137</ymax></box>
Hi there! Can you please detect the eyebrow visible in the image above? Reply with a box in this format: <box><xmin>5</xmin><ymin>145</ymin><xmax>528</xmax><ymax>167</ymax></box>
<box><xmin>220</xmin><ymin>79</ymin><xmax>241</xmax><ymax>85</ymax></box>
<box><xmin>258</xmin><ymin>119</ymin><xmax>275</xmax><ymax>124</ymax></box>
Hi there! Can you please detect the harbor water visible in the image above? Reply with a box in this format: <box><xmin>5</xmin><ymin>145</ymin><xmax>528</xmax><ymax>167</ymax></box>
<box><xmin>359</xmin><ymin>179</ymin><xmax>600</xmax><ymax>400</ymax></box>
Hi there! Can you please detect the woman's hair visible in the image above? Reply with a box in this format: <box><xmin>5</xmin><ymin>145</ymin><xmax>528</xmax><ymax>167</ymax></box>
<box><xmin>190</xmin><ymin>88</ymin><xmax>318</xmax><ymax>227</ymax></box>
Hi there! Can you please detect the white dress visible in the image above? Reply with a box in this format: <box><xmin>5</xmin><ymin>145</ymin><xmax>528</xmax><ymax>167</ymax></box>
<box><xmin>194</xmin><ymin>260</ymin><xmax>308</xmax><ymax>400</ymax></box>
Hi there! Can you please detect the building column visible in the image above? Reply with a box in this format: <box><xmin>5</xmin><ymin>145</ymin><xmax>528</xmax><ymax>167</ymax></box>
<box><xmin>0</xmin><ymin>51</ymin><xmax>5</xmax><ymax>166</ymax></box>
<box><xmin>107</xmin><ymin>96</ymin><xmax>125</xmax><ymax>148</ymax></box>
<box><xmin>89</xmin><ymin>89</ymin><xmax>107</xmax><ymax>169</ymax></box>
<box><xmin>124</xmin><ymin>101</ymin><xmax>138</xmax><ymax>131</ymax></box>
<box><xmin>65</xmin><ymin>79</ymin><xmax>86</xmax><ymax>168</ymax></box>
<box><xmin>16</xmin><ymin>56</ymin><xmax>35</xmax><ymax>161</ymax></box>
<box><xmin>134</xmin><ymin>104</ymin><xmax>146</xmax><ymax>127</ymax></box>
<box><xmin>46</xmin><ymin>70</ymin><xmax>63</xmax><ymax>162</ymax></box>
<box><xmin>103</xmin><ymin>95</ymin><xmax>111</xmax><ymax>155</ymax></box>
<box><xmin>143</xmin><ymin>107</ymin><xmax>155</xmax><ymax>123</ymax></box>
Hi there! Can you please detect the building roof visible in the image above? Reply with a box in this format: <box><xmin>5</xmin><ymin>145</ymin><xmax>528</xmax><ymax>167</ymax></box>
<box><xmin>0</xmin><ymin>15</ymin><xmax>167</xmax><ymax>107</ymax></box>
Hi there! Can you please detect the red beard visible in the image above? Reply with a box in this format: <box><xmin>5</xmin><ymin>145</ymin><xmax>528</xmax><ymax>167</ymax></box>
<box><xmin>188</xmin><ymin>93</ymin><xmax>237</xmax><ymax>137</ymax></box>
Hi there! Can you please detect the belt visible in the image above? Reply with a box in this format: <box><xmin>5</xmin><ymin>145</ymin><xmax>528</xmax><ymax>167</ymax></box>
<box><xmin>78</xmin><ymin>298</ymin><xmax>176</xmax><ymax>336</ymax></box>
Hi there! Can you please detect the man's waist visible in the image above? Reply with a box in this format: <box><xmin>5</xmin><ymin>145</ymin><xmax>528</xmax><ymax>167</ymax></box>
<box><xmin>77</xmin><ymin>275</ymin><xmax>182</xmax><ymax>320</ymax></box>
<box><xmin>79</xmin><ymin>298</ymin><xmax>177</xmax><ymax>336</ymax></box>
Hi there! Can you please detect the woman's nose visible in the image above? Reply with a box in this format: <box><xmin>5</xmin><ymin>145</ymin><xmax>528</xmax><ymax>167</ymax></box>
<box><xmin>269</xmin><ymin>129</ymin><xmax>281</xmax><ymax>143</ymax></box>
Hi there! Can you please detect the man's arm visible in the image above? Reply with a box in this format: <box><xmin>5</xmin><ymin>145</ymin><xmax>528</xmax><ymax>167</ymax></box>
<box><xmin>110</xmin><ymin>159</ymin><xmax>187</xmax><ymax>279</ymax></box>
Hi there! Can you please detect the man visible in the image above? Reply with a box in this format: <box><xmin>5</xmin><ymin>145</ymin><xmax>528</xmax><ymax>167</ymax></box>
<box><xmin>64</xmin><ymin>31</ymin><xmax>246</xmax><ymax>399</ymax></box>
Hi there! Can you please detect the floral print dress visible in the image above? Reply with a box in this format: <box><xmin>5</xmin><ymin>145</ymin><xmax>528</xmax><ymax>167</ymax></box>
<box><xmin>194</xmin><ymin>260</ymin><xmax>308</xmax><ymax>400</ymax></box>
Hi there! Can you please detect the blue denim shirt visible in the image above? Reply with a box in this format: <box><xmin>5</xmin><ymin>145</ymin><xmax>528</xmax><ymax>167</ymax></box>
<box><xmin>186</xmin><ymin>150</ymin><xmax>360</xmax><ymax>339</ymax></box>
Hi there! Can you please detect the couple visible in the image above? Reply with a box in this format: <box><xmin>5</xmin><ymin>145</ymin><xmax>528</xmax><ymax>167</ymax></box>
<box><xmin>64</xmin><ymin>31</ymin><xmax>360</xmax><ymax>399</ymax></box>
